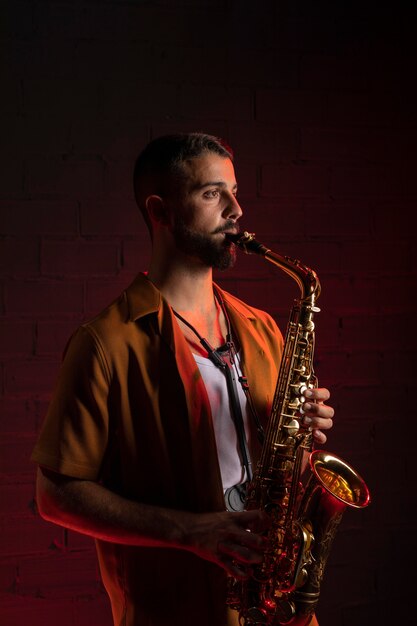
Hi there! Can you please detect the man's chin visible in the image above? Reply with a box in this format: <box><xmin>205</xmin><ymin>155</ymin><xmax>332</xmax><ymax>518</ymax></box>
<box><xmin>212</xmin><ymin>245</ymin><xmax>236</xmax><ymax>271</ymax></box>
<box><xmin>172</xmin><ymin>223</ymin><xmax>237</xmax><ymax>270</ymax></box>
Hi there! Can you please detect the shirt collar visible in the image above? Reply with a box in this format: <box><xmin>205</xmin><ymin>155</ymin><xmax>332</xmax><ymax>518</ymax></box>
<box><xmin>125</xmin><ymin>273</ymin><xmax>162</xmax><ymax>321</ymax></box>
<box><xmin>216</xmin><ymin>284</ymin><xmax>257</xmax><ymax>322</ymax></box>
<box><xmin>125</xmin><ymin>272</ymin><xmax>256</xmax><ymax>322</ymax></box>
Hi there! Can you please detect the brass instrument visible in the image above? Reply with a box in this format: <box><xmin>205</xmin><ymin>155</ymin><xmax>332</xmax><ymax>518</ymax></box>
<box><xmin>225</xmin><ymin>232</ymin><xmax>370</xmax><ymax>626</ymax></box>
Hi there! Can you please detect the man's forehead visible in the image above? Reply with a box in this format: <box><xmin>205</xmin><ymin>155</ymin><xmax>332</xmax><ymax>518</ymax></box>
<box><xmin>181</xmin><ymin>153</ymin><xmax>236</xmax><ymax>186</ymax></box>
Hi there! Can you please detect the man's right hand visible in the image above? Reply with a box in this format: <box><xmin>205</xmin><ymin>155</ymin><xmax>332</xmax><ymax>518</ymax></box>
<box><xmin>181</xmin><ymin>509</ymin><xmax>270</xmax><ymax>579</ymax></box>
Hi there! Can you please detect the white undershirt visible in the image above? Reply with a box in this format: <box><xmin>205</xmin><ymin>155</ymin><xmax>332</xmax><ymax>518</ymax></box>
<box><xmin>192</xmin><ymin>352</ymin><xmax>252</xmax><ymax>490</ymax></box>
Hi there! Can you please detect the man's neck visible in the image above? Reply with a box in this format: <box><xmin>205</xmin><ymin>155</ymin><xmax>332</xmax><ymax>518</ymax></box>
<box><xmin>147</xmin><ymin>258</ymin><xmax>215</xmax><ymax>316</ymax></box>
<box><xmin>146</xmin><ymin>255</ymin><xmax>230</xmax><ymax>352</ymax></box>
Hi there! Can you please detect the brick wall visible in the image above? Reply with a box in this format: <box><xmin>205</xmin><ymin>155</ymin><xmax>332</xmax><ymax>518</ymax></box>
<box><xmin>1</xmin><ymin>2</ymin><xmax>415</xmax><ymax>625</ymax></box>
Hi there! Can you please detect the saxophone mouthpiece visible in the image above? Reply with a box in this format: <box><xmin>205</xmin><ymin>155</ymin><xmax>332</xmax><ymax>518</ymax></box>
<box><xmin>225</xmin><ymin>231</ymin><xmax>267</xmax><ymax>256</ymax></box>
<box><xmin>225</xmin><ymin>231</ymin><xmax>256</xmax><ymax>250</ymax></box>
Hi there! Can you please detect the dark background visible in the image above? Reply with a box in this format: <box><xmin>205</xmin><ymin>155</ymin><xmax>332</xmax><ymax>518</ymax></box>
<box><xmin>0</xmin><ymin>1</ymin><xmax>415</xmax><ymax>625</ymax></box>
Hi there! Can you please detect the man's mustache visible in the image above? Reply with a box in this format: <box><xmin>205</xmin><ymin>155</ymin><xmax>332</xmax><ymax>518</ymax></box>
<box><xmin>212</xmin><ymin>220</ymin><xmax>239</xmax><ymax>235</ymax></box>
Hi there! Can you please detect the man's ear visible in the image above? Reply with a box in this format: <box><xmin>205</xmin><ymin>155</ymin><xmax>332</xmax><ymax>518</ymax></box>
<box><xmin>145</xmin><ymin>195</ymin><xmax>170</xmax><ymax>226</ymax></box>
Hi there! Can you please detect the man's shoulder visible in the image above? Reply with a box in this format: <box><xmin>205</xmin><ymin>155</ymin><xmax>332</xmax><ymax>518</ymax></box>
<box><xmin>65</xmin><ymin>273</ymin><xmax>156</xmax><ymax>360</ymax></box>
<box><xmin>60</xmin><ymin>291</ymin><xmax>129</xmax><ymax>368</ymax></box>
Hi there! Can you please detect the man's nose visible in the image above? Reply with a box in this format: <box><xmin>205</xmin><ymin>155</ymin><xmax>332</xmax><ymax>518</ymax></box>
<box><xmin>223</xmin><ymin>193</ymin><xmax>243</xmax><ymax>222</ymax></box>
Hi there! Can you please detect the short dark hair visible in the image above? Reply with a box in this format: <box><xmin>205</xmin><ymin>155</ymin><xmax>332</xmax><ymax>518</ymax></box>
<box><xmin>133</xmin><ymin>132</ymin><xmax>233</xmax><ymax>234</ymax></box>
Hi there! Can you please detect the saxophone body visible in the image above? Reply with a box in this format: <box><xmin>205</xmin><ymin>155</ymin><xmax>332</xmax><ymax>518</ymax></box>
<box><xmin>226</xmin><ymin>232</ymin><xmax>370</xmax><ymax>626</ymax></box>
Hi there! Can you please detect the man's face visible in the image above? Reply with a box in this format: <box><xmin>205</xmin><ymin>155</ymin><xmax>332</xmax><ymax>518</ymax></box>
<box><xmin>166</xmin><ymin>153</ymin><xmax>243</xmax><ymax>270</ymax></box>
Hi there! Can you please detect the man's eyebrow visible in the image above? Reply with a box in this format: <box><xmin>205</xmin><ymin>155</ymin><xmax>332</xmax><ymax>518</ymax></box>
<box><xmin>192</xmin><ymin>181</ymin><xmax>238</xmax><ymax>190</ymax></box>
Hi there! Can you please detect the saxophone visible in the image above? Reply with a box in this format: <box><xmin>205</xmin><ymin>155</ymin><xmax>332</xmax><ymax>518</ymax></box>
<box><xmin>225</xmin><ymin>232</ymin><xmax>370</xmax><ymax>626</ymax></box>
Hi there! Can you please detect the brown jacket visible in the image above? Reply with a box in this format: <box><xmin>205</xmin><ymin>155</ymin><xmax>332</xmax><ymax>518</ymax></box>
<box><xmin>32</xmin><ymin>273</ymin><xmax>283</xmax><ymax>626</ymax></box>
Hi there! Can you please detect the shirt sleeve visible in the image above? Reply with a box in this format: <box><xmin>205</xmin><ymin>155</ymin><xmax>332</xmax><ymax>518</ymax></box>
<box><xmin>31</xmin><ymin>325</ymin><xmax>111</xmax><ymax>480</ymax></box>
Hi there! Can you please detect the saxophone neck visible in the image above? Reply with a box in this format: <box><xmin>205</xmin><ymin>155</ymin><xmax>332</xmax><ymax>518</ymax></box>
<box><xmin>226</xmin><ymin>231</ymin><xmax>321</xmax><ymax>302</ymax></box>
<box><xmin>264</xmin><ymin>249</ymin><xmax>321</xmax><ymax>304</ymax></box>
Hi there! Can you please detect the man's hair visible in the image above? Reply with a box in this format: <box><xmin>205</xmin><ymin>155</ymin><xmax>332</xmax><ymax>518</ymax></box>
<box><xmin>133</xmin><ymin>132</ymin><xmax>233</xmax><ymax>234</ymax></box>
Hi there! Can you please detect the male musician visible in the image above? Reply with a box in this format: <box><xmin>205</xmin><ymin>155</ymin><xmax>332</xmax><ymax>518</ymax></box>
<box><xmin>32</xmin><ymin>133</ymin><xmax>333</xmax><ymax>626</ymax></box>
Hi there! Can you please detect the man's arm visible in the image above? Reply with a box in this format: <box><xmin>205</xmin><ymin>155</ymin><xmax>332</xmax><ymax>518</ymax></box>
<box><xmin>36</xmin><ymin>467</ymin><xmax>269</xmax><ymax>579</ymax></box>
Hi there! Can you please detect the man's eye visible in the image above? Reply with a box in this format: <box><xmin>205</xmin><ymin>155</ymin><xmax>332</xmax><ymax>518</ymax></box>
<box><xmin>203</xmin><ymin>190</ymin><xmax>220</xmax><ymax>199</ymax></box>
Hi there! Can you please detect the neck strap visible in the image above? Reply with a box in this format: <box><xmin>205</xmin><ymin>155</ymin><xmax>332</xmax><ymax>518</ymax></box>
<box><xmin>172</xmin><ymin>292</ymin><xmax>253</xmax><ymax>482</ymax></box>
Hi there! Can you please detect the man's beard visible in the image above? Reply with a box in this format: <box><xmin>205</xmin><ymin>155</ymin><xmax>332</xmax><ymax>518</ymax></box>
<box><xmin>172</xmin><ymin>218</ymin><xmax>237</xmax><ymax>270</ymax></box>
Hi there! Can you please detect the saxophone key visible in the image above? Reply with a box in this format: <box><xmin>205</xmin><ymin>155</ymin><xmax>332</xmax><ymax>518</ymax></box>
<box><xmin>288</xmin><ymin>398</ymin><xmax>301</xmax><ymax>410</ymax></box>
<box><xmin>283</xmin><ymin>419</ymin><xmax>300</xmax><ymax>436</ymax></box>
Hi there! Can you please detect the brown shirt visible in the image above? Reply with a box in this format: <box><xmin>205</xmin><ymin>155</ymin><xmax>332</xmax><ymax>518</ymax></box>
<box><xmin>32</xmin><ymin>273</ymin><xmax>283</xmax><ymax>626</ymax></box>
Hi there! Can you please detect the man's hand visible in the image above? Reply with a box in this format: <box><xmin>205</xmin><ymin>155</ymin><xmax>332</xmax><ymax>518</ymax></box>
<box><xmin>302</xmin><ymin>387</ymin><xmax>334</xmax><ymax>445</ymax></box>
<box><xmin>183</xmin><ymin>509</ymin><xmax>270</xmax><ymax>579</ymax></box>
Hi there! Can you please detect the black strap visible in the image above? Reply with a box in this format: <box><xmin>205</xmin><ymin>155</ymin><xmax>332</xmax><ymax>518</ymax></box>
<box><xmin>236</xmin><ymin>373</ymin><xmax>265</xmax><ymax>446</ymax></box>
<box><xmin>214</xmin><ymin>289</ymin><xmax>265</xmax><ymax>445</ymax></box>
<box><xmin>219</xmin><ymin>350</ymin><xmax>253</xmax><ymax>482</ymax></box>
<box><xmin>172</xmin><ymin>303</ymin><xmax>253</xmax><ymax>482</ymax></box>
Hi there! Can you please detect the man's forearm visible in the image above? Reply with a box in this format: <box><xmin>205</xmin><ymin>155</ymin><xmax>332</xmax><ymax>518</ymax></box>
<box><xmin>36</xmin><ymin>467</ymin><xmax>187</xmax><ymax>548</ymax></box>
<box><xmin>36</xmin><ymin>466</ymin><xmax>269</xmax><ymax>579</ymax></box>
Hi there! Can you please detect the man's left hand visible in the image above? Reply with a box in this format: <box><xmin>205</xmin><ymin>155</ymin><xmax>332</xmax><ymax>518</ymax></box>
<box><xmin>302</xmin><ymin>387</ymin><xmax>334</xmax><ymax>445</ymax></box>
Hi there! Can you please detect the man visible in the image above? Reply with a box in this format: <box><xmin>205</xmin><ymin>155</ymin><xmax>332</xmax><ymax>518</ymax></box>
<box><xmin>32</xmin><ymin>133</ymin><xmax>334</xmax><ymax>626</ymax></box>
